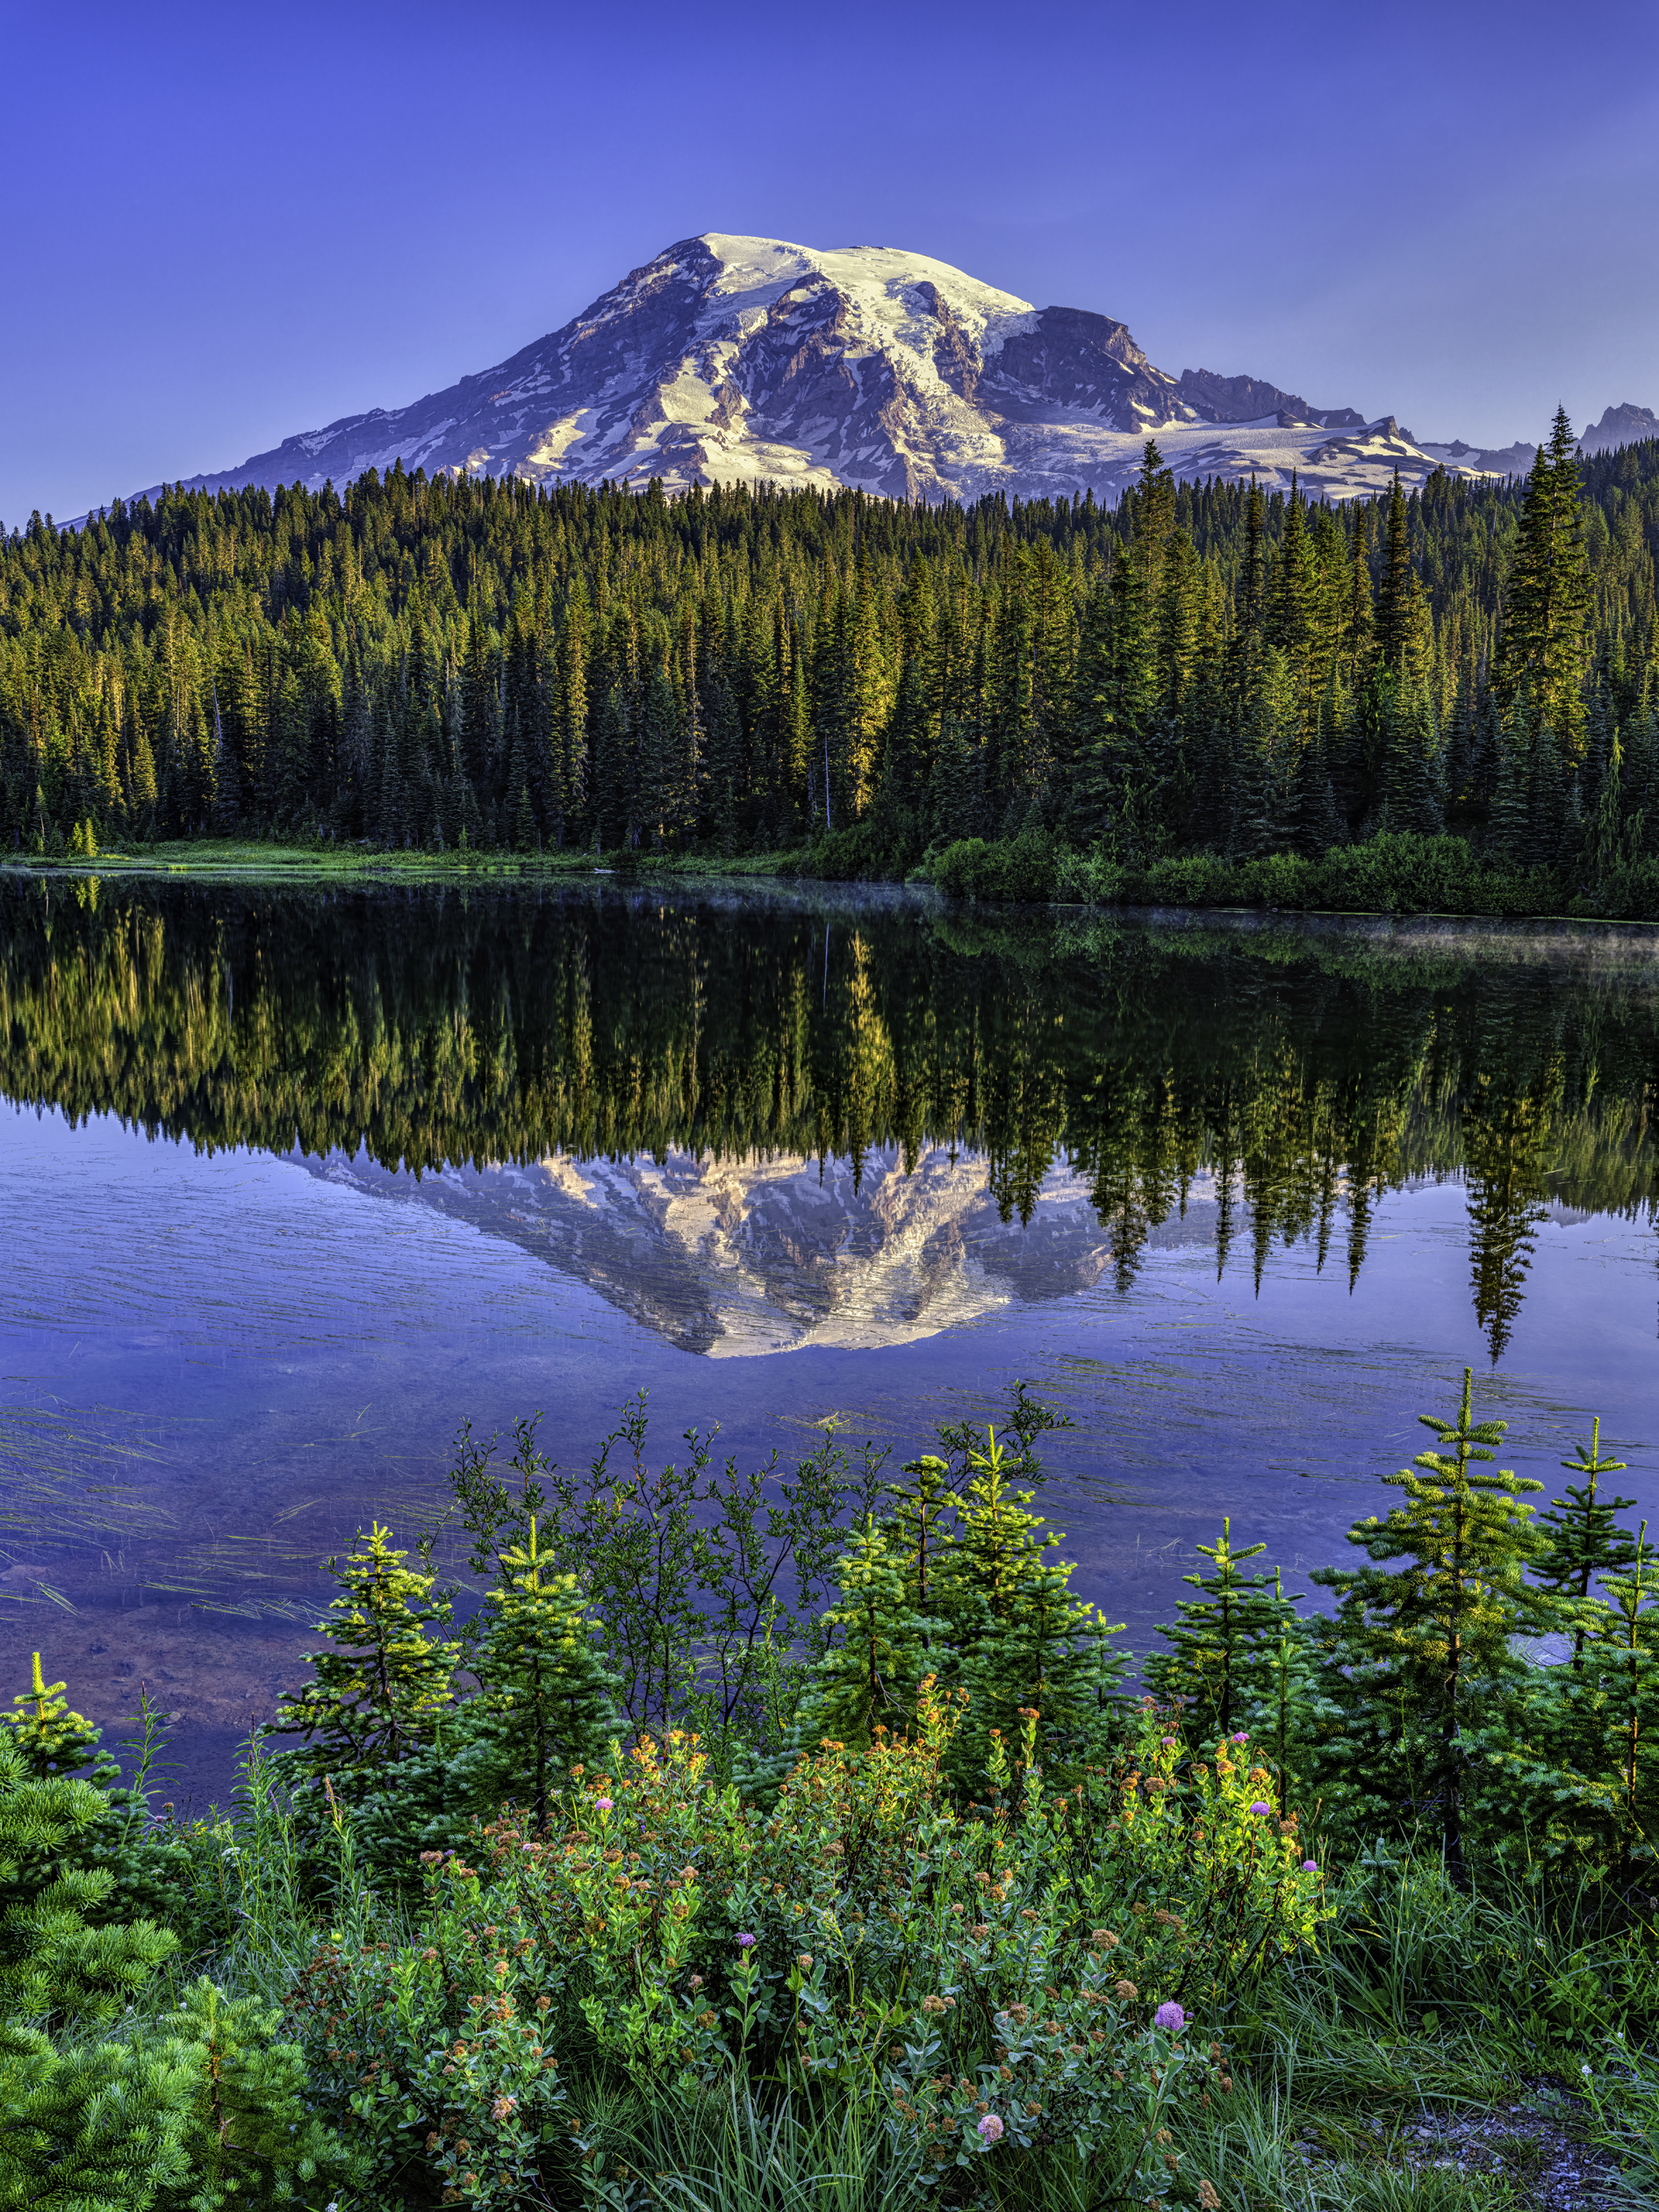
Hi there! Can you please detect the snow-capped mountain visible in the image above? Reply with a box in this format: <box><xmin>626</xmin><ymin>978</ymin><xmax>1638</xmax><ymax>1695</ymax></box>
<box><xmin>125</xmin><ymin>233</ymin><xmax>1649</xmax><ymax>511</ymax></box>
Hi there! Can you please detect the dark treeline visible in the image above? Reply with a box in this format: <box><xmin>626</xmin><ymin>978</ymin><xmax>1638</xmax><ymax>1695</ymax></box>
<box><xmin>4</xmin><ymin>419</ymin><xmax>1659</xmax><ymax>886</ymax></box>
<box><xmin>3</xmin><ymin>876</ymin><xmax>1654</xmax><ymax>1356</ymax></box>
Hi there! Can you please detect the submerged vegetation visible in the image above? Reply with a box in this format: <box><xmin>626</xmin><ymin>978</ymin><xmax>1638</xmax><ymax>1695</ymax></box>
<box><xmin>5</xmin><ymin>422</ymin><xmax>1659</xmax><ymax>916</ymax></box>
<box><xmin>9</xmin><ymin>1380</ymin><xmax>1659</xmax><ymax>2210</ymax></box>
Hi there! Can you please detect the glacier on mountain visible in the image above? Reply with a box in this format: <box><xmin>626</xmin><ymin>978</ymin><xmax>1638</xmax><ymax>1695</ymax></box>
<box><xmin>117</xmin><ymin>233</ymin><xmax>1647</xmax><ymax>514</ymax></box>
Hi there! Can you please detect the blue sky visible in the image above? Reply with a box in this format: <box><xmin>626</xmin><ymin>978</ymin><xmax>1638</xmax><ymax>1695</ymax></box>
<box><xmin>4</xmin><ymin>0</ymin><xmax>1656</xmax><ymax>523</ymax></box>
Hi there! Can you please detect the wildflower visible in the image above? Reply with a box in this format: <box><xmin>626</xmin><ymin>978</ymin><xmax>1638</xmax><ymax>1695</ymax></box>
<box><xmin>1230</xmin><ymin>1731</ymin><xmax>1248</xmax><ymax>1743</ymax></box>
<box><xmin>1199</xmin><ymin>2184</ymin><xmax>1221</xmax><ymax>2211</ymax></box>
<box><xmin>594</xmin><ymin>1797</ymin><xmax>614</xmax><ymax>1813</ymax></box>
<box><xmin>798</xmin><ymin>1954</ymin><xmax>815</xmax><ymax>1970</ymax></box>
<box><xmin>1248</xmin><ymin>1800</ymin><xmax>1271</xmax><ymax>1817</ymax></box>
<box><xmin>1302</xmin><ymin>1859</ymin><xmax>1318</xmax><ymax>1873</ymax></box>
<box><xmin>736</xmin><ymin>1932</ymin><xmax>757</xmax><ymax>1949</ymax></box>
<box><xmin>1090</xmin><ymin>1928</ymin><xmax>1119</xmax><ymax>1950</ymax></box>
<box><xmin>1114</xmin><ymin>1979</ymin><xmax>1138</xmax><ymax>2001</ymax></box>
<box><xmin>1153</xmin><ymin>2001</ymin><xmax>1186</xmax><ymax>2033</ymax></box>
<box><xmin>976</xmin><ymin>2114</ymin><xmax>1004</xmax><ymax>2146</ymax></box>
<box><xmin>492</xmin><ymin>2096</ymin><xmax>517</xmax><ymax>2121</ymax></box>
<box><xmin>1160</xmin><ymin>1735</ymin><xmax>1177</xmax><ymax>1747</ymax></box>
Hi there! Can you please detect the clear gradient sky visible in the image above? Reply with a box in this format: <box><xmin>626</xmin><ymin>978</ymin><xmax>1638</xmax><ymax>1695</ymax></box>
<box><xmin>4</xmin><ymin>0</ymin><xmax>1657</xmax><ymax>526</ymax></box>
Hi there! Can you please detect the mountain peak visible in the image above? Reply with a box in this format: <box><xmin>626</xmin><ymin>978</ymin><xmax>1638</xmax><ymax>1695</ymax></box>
<box><xmin>1580</xmin><ymin>401</ymin><xmax>1659</xmax><ymax>456</ymax></box>
<box><xmin>116</xmin><ymin>232</ymin><xmax>1526</xmax><ymax>512</ymax></box>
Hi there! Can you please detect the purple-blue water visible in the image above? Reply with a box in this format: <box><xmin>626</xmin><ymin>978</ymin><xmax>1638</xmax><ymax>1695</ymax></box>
<box><xmin>2</xmin><ymin>878</ymin><xmax>1655</xmax><ymax>1804</ymax></box>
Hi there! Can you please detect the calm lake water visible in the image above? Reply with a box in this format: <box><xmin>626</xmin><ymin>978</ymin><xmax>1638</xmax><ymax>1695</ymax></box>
<box><xmin>3</xmin><ymin>872</ymin><xmax>1656</xmax><ymax>1803</ymax></box>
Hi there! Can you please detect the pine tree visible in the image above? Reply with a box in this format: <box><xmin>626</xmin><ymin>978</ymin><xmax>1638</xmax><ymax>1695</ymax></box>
<box><xmin>933</xmin><ymin>1427</ymin><xmax>1114</xmax><ymax>1776</ymax></box>
<box><xmin>1287</xmin><ymin>723</ymin><xmax>1341</xmax><ymax>854</ymax></box>
<box><xmin>1495</xmin><ymin>411</ymin><xmax>1591</xmax><ymax>760</ymax></box>
<box><xmin>268</xmin><ymin>1524</ymin><xmax>456</xmax><ymax>1817</ymax></box>
<box><xmin>794</xmin><ymin>1517</ymin><xmax>931</xmax><ymax>1750</ymax></box>
<box><xmin>449</xmin><ymin>1515</ymin><xmax>621</xmax><ymax>1833</ymax></box>
<box><xmin>1147</xmin><ymin>1519</ymin><xmax>1302</xmax><ymax>1739</ymax></box>
<box><xmin>1533</xmin><ymin>1419</ymin><xmax>1638</xmax><ymax>1668</ymax></box>
<box><xmin>1379</xmin><ymin>670</ymin><xmax>1443</xmax><ymax>836</ymax></box>
<box><xmin>1590</xmin><ymin>1528</ymin><xmax>1659</xmax><ymax>1877</ymax></box>
<box><xmin>1505</xmin><ymin>1521</ymin><xmax>1659</xmax><ymax>1883</ymax></box>
<box><xmin>1311</xmin><ymin>1368</ymin><xmax>1547</xmax><ymax>1878</ymax></box>
<box><xmin>1374</xmin><ymin>474</ymin><xmax>1415</xmax><ymax>669</ymax></box>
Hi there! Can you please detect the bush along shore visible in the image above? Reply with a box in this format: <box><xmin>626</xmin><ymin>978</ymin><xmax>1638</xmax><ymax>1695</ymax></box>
<box><xmin>8</xmin><ymin>1379</ymin><xmax>1659</xmax><ymax>2211</ymax></box>
<box><xmin>18</xmin><ymin>822</ymin><xmax>1659</xmax><ymax>929</ymax></box>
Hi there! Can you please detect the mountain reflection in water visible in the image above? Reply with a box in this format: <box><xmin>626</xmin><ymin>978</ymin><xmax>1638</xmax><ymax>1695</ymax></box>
<box><xmin>304</xmin><ymin>1145</ymin><xmax>1215</xmax><ymax>1356</ymax></box>
<box><xmin>4</xmin><ymin>874</ymin><xmax>1657</xmax><ymax>1363</ymax></box>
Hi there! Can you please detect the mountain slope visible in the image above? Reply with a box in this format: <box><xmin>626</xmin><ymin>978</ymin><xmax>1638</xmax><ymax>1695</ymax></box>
<box><xmin>122</xmin><ymin>233</ymin><xmax>1614</xmax><ymax>510</ymax></box>
<box><xmin>1580</xmin><ymin>402</ymin><xmax>1659</xmax><ymax>456</ymax></box>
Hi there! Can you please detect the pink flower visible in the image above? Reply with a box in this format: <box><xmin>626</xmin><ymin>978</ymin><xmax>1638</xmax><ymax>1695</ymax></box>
<box><xmin>1249</xmin><ymin>1800</ymin><xmax>1271</xmax><ymax>1817</ymax></box>
<box><xmin>1153</xmin><ymin>2001</ymin><xmax>1186</xmax><ymax>2032</ymax></box>
<box><xmin>594</xmin><ymin>1797</ymin><xmax>614</xmax><ymax>1813</ymax></box>
<box><xmin>1302</xmin><ymin>1859</ymin><xmax>1318</xmax><ymax>1874</ymax></box>
<box><xmin>977</xmin><ymin>2114</ymin><xmax>1004</xmax><ymax>2145</ymax></box>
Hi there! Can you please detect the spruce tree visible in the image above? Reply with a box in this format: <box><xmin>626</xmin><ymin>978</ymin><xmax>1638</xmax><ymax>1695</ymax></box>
<box><xmin>1311</xmin><ymin>1368</ymin><xmax>1547</xmax><ymax>1878</ymax></box>
<box><xmin>1495</xmin><ymin>411</ymin><xmax>1591</xmax><ymax>761</ymax></box>
<box><xmin>933</xmin><ymin>1427</ymin><xmax>1113</xmax><ymax>1776</ymax></box>
<box><xmin>268</xmin><ymin>1523</ymin><xmax>456</xmax><ymax>1825</ymax></box>
<box><xmin>1147</xmin><ymin>1519</ymin><xmax>1302</xmax><ymax>1739</ymax></box>
<box><xmin>1375</xmin><ymin>473</ymin><xmax>1414</xmax><ymax>669</ymax></box>
<box><xmin>448</xmin><ymin>1515</ymin><xmax>621</xmax><ymax>1832</ymax></box>
<box><xmin>1533</xmin><ymin>1419</ymin><xmax>1638</xmax><ymax>1668</ymax></box>
<box><xmin>794</xmin><ymin>1516</ymin><xmax>931</xmax><ymax>1750</ymax></box>
<box><xmin>1505</xmin><ymin>1523</ymin><xmax>1659</xmax><ymax>1882</ymax></box>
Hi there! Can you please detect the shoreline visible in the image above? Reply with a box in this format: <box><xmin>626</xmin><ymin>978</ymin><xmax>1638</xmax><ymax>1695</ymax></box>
<box><xmin>11</xmin><ymin>844</ymin><xmax>1659</xmax><ymax>952</ymax></box>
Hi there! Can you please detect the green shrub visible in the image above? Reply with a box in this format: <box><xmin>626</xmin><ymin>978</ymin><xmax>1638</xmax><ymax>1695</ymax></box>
<box><xmin>288</xmin><ymin>1695</ymin><xmax>1323</xmax><ymax>2208</ymax></box>
<box><xmin>930</xmin><ymin>829</ymin><xmax>1057</xmax><ymax>903</ymax></box>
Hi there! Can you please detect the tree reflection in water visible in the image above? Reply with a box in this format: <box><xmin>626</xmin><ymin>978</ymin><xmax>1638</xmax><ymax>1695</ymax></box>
<box><xmin>1</xmin><ymin>875</ymin><xmax>1654</xmax><ymax>1363</ymax></box>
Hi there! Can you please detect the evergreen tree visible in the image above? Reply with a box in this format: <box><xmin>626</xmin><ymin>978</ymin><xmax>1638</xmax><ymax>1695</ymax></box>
<box><xmin>1311</xmin><ymin>1368</ymin><xmax>1547</xmax><ymax>1878</ymax></box>
<box><xmin>1146</xmin><ymin>1519</ymin><xmax>1302</xmax><ymax>1739</ymax></box>
<box><xmin>1496</xmin><ymin>411</ymin><xmax>1591</xmax><ymax>761</ymax></box>
<box><xmin>1533</xmin><ymin>1419</ymin><xmax>1638</xmax><ymax>1668</ymax></box>
<box><xmin>268</xmin><ymin>1524</ymin><xmax>456</xmax><ymax>1821</ymax></box>
<box><xmin>1375</xmin><ymin>473</ymin><xmax>1415</xmax><ymax>670</ymax></box>
<box><xmin>448</xmin><ymin>1515</ymin><xmax>621</xmax><ymax>1832</ymax></box>
<box><xmin>794</xmin><ymin>1517</ymin><xmax>931</xmax><ymax>1750</ymax></box>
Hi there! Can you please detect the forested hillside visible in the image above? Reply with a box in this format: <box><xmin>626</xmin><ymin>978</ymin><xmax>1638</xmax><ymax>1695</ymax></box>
<box><xmin>3</xmin><ymin>415</ymin><xmax>1657</xmax><ymax>897</ymax></box>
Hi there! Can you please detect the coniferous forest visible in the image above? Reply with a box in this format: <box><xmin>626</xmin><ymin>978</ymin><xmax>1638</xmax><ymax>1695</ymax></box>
<box><xmin>5</xmin><ymin>415</ymin><xmax>1659</xmax><ymax>910</ymax></box>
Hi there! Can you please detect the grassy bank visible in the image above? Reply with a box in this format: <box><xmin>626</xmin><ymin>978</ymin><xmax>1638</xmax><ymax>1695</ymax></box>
<box><xmin>18</xmin><ymin>826</ymin><xmax>1659</xmax><ymax>930</ymax></box>
<box><xmin>5</xmin><ymin>836</ymin><xmax>808</xmax><ymax>887</ymax></box>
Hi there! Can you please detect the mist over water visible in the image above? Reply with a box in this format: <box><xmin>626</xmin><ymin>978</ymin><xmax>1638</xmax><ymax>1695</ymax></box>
<box><xmin>2</xmin><ymin>872</ymin><xmax>1655</xmax><ymax>1803</ymax></box>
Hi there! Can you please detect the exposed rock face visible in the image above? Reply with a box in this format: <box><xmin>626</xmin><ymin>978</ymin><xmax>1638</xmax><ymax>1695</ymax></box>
<box><xmin>1174</xmin><ymin>366</ymin><xmax>1362</xmax><ymax>429</ymax></box>
<box><xmin>122</xmin><ymin>232</ymin><xmax>1525</xmax><ymax>509</ymax></box>
<box><xmin>1579</xmin><ymin>402</ymin><xmax>1659</xmax><ymax>456</ymax></box>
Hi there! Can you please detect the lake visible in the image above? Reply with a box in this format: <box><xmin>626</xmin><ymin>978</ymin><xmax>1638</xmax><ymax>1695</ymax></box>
<box><xmin>2</xmin><ymin>870</ymin><xmax>1655</xmax><ymax>1805</ymax></box>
